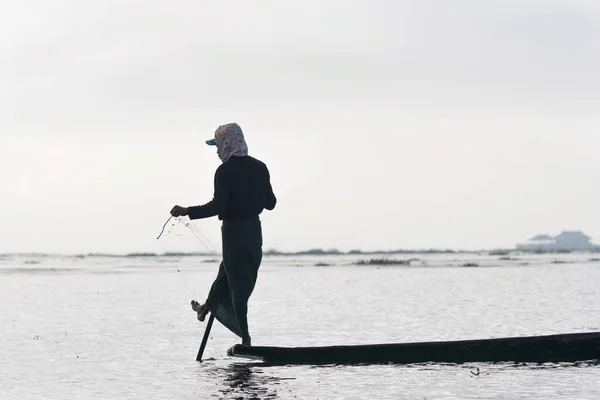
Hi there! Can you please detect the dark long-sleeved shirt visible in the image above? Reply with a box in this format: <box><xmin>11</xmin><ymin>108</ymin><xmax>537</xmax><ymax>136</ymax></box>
<box><xmin>187</xmin><ymin>155</ymin><xmax>277</xmax><ymax>221</ymax></box>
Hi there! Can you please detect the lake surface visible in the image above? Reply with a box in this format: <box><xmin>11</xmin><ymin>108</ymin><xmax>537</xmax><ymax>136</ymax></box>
<box><xmin>1</xmin><ymin>252</ymin><xmax>600</xmax><ymax>399</ymax></box>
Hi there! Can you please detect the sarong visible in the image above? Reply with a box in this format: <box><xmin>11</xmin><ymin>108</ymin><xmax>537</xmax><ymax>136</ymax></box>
<box><xmin>205</xmin><ymin>216</ymin><xmax>263</xmax><ymax>338</ymax></box>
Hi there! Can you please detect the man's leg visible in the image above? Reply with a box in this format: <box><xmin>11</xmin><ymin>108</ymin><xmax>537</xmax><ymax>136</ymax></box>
<box><xmin>220</xmin><ymin>217</ymin><xmax>263</xmax><ymax>345</ymax></box>
<box><xmin>191</xmin><ymin>261</ymin><xmax>228</xmax><ymax>321</ymax></box>
<box><xmin>223</xmin><ymin>231</ymin><xmax>263</xmax><ymax>345</ymax></box>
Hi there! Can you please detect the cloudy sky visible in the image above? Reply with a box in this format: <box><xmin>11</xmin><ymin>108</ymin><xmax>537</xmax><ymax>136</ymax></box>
<box><xmin>1</xmin><ymin>0</ymin><xmax>599</xmax><ymax>254</ymax></box>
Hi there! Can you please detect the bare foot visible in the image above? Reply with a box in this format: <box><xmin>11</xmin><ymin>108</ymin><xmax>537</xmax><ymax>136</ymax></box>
<box><xmin>190</xmin><ymin>300</ymin><xmax>209</xmax><ymax>322</ymax></box>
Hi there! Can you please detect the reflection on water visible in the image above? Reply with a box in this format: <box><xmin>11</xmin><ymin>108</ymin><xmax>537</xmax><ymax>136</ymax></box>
<box><xmin>207</xmin><ymin>362</ymin><xmax>288</xmax><ymax>399</ymax></box>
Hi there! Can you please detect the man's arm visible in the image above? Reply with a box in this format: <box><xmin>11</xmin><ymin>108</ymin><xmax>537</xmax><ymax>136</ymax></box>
<box><xmin>187</xmin><ymin>166</ymin><xmax>230</xmax><ymax>220</ymax></box>
<box><xmin>264</xmin><ymin>167</ymin><xmax>276</xmax><ymax>211</ymax></box>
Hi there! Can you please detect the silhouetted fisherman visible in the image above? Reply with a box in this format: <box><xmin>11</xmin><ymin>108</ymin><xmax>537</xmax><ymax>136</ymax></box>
<box><xmin>171</xmin><ymin>122</ymin><xmax>276</xmax><ymax>347</ymax></box>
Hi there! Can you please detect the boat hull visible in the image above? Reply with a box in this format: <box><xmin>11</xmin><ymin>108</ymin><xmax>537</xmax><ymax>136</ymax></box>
<box><xmin>227</xmin><ymin>331</ymin><xmax>600</xmax><ymax>365</ymax></box>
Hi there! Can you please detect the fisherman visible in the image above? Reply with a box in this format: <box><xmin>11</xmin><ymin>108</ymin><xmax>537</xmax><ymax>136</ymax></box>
<box><xmin>170</xmin><ymin>123</ymin><xmax>276</xmax><ymax>347</ymax></box>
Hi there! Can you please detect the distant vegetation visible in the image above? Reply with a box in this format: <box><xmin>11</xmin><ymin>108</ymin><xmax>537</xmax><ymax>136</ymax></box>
<box><xmin>516</xmin><ymin>248</ymin><xmax>600</xmax><ymax>254</ymax></box>
<box><xmin>80</xmin><ymin>252</ymin><xmax>217</xmax><ymax>257</ymax></box>
<box><xmin>6</xmin><ymin>246</ymin><xmax>600</xmax><ymax>259</ymax></box>
<box><xmin>354</xmin><ymin>258</ymin><xmax>414</xmax><ymax>266</ymax></box>
<box><xmin>461</xmin><ymin>262</ymin><xmax>479</xmax><ymax>267</ymax></box>
<box><xmin>264</xmin><ymin>248</ymin><xmax>458</xmax><ymax>256</ymax></box>
<box><xmin>532</xmin><ymin>249</ymin><xmax>573</xmax><ymax>254</ymax></box>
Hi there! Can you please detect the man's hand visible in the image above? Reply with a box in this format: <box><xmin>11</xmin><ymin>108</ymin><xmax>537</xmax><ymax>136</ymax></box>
<box><xmin>170</xmin><ymin>205</ymin><xmax>189</xmax><ymax>217</ymax></box>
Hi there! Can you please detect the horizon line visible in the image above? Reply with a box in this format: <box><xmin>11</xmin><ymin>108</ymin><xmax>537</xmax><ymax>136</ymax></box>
<box><xmin>2</xmin><ymin>246</ymin><xmax>600</xmax><ymax>258</ymax></box>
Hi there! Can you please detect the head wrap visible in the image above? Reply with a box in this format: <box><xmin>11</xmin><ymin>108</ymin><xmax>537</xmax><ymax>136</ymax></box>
<box><xmin>206</xmin><ymin>123</ymin><xmax>248</xmax><ymax>162</ymax></box>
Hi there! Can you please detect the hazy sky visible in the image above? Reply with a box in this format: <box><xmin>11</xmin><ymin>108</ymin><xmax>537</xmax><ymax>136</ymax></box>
<box><xmin>2</xmin><ymin>0</ymin><xmax>600</xmax><ymax>254</ymax></box>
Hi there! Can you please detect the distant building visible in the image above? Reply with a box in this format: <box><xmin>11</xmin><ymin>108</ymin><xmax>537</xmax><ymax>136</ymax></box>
<box><xmin>516</xmin><ymin>231</ymin><xmax>596</xmax><ymax>251</ymax></box>
<box><xmin>517</xmin><ymin>234</ymin><xmax>555</xmax><ymax>250</ymax></box>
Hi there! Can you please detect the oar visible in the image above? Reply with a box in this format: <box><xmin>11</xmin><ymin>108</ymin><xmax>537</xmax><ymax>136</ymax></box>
<box><xmin>196</xmin><ymin>313</ymin><xmax>215</xmax><ymax>362</ymax></box>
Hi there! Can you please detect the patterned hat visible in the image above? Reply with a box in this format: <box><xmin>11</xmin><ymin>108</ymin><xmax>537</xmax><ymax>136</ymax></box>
<box><xmin>206</xmin><ymin>123</ymin><xmax>243</xmax><ymax>146</ymax></box>
<box><xmin>206</xmin><ymin>122</ymin><xmax>248</xmax><ymax>162</ymax></box>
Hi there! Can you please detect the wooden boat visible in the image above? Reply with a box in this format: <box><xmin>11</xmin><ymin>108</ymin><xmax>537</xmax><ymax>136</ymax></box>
<box><xmin>227</xmin><ymin>331</ymin><xmax>600</xmax><ymax>365</ymax></box>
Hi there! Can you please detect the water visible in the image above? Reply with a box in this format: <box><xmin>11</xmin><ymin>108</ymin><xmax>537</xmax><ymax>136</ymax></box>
<box><xmin>1</xmin><ymin>253</ymin><xmax>600</xmax><ymax>399</ymax></box>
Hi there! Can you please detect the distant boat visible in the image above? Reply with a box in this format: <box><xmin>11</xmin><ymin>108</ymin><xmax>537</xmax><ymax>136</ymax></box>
<box><xmin>227</xmin><ymin>331</ymin><xmax>600</xmax><ymax>365</ymax></box>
